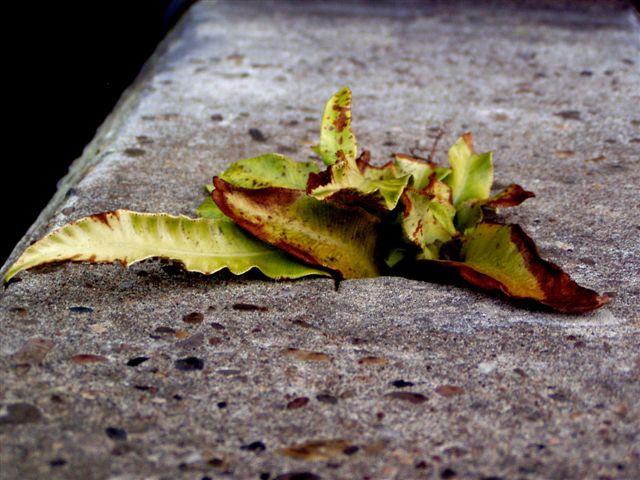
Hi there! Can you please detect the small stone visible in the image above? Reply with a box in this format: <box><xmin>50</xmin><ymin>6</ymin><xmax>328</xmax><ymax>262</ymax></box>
<box><xmin>175</xmin><ymin>357</ymin><xmax>204</xmax><ymax>371</ymax></box>
<box><xmin>391</xmin><ymin>379</ymin><xmax>414</xmax><ymax>388</ymax></box>
<box><xmin>105</xmin><ymin>426</ymin><xmax>127</xmax><ymax>441</ymax></box>
<box><xmin>210</xmin><ymin>113</ymin><xmax>224</xmax><ymax>121</ymax></box>
<box><xmin>435</xmin><ymin>385</ymin><xmax>464</xmax><ymax>397</ymax></box>
<box><xmin>176</xmin><ymin>332</ymin><xmax>204</xmax><ymax>350</ymax></box>
<box><xmin>150</xmin><ymin>326</ymin><xmax>176</xmax><ymax>339</ymax></box>
<box><xmin>89</xmin><ymin>323</ymin><xmax>108</xmax><ymax>334</ymax></box>
<box><xmin>71</xmin><ymin>354</ymin><xmax>108</xmax><ymax>364</ymax></box>
<box><xmin>232</xmin><ymin>302</ymin><xmax>268</xmax><ymax>312</ymax></box>
<box><xmin>343</xmin><ymin>445</ymin><xmax>359</xmax><ymax>455</ymax></box>
<box><xmin>316</xmin><ymin>394</ymin><xmax>338</xmax><ymax>404</ymax></box>
<box><xmin>12</xmin><ymin>338</ymin><xmax>54</xmax><ymax>366</ymax></box>
<box><xmin>286</xmin><ymin>397</ymin><xmax>309</xmax><ymax>409</ymax></box>
<box><xmin>274</xmin><ymin>472</ymin><xmax>321</xmax><ymax>480</ymax></box>
<box><xmin>123</xmin><ymin>147</ymin><xmax>146</xmax><ymax>157</ymax></box>
<box><xmin>241</xmin><ymin>441</ymin><xmax>266</xmax><ymax>452</ymax></box>
<box><xmin>126</xmin><ymin>356</ymin><xmax>149</xmax><ymax>367</ymax></box>
<box><xmin>384</xmin><ymin>392</ymin><xmax>427</xmax><ymax>404</ymax></box>
<box><xmin>248</xmin><ymin>128</ymin><xmax>267</xmax><ymax>142</ymax></box>
<box><xmin>183</xmin><ymin>312</ymin><xmax>204</xmax><ymax>324</ymax></box>
<box><xmin>282</xmin><ymin>348</ymin><xmax>331</xmax><ymax>362</ymax></box>
<box><xmin>554</xmin><ymin>110</ymin><xmax>581</xmax><ymax>121</ymax></box>
<box><xmin>0</xmin><ymin>403</ymin><xmax>42</xmax><ymax>424</ymax></box>
<box><xmin>69</xmin><ymin>306</ymin><xmax>93</xmax><ymax>314</ymax></box>
<box><xmin>441</xmin><ymin>468</ymin><xmax>457</xmax><ymax>479</ymax></box>
<box><xmin>358</xmin><ymin>356</ymin><xmax>387</xmax><ymax>365</ymax></box>
<box><xmin>513</xmin><ymin>368</ymin><xmax>527</xmax><ymax>378</ymax></box>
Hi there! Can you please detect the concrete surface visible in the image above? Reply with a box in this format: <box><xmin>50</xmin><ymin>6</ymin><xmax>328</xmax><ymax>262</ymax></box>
<box><xmin>1</xmin><ymin>1</ymin><xmax>639</xmax><ymax>479</ymax></box>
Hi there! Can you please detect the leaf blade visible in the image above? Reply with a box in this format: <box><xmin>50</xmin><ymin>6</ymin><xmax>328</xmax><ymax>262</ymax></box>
<box><xmin>213</xmin><ymin>178</ymin><xmax>380</xmax><ymax>279</ymax></box>
<box><xmin>313</xmin><ymin>87</ymin><xmax>357</xmax><ymax>166</ymax></box>
<box><xmin>434</xmin><ymin>222</ymin><xmax>608</xmax><ymax>313</ymax></box>
<box><xmin>446</xmin><ymin>133</ymin><xmax>493</xmax><ymax>207</ymax></box>
<box><xmin>4</xmin><ymin>211</ymin><xmax>329</xmax><ymax>282</ymax></box>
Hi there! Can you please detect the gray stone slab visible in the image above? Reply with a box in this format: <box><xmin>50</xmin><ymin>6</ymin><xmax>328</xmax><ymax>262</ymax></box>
<box><xmin>1</xmin><ymin>1</ymin><xmax>639</xmax><ymax>479</ymax></box>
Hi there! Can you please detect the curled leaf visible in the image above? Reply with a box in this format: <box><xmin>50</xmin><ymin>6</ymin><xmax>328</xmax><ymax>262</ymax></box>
<box><xmin>212</xmin><ymin>178</ymin><xmax>380</xmax><ymax>278</ymax></box>
<box><xmin>455</xmin><ymin>183</ymin><xmax>535</xmax><ymax>232</ymax></box>
<box><xmin>197</xmin><ymin>153</ymin><xmax>320</xmax><ymax>220</ymax></box>
<box><xmin>425</xmin><ymin>222</ymin><xmax>608</xmax><ymax>313</ymax></box>
<box><xmin>400</xmin><ymin>176</ymin><xmax>457</xmax><ymax>259</ymax></box>
<box><xmin>393</xmin><ymin>154</ymin><xmax>450</xmax><ymax>189</ymax></box>
<box><xmin>4</xmin><ymin>211</ymin><xmax>329</xmax><ymax>282</ymax></box>
<box><xmin>308</xmin><ymin>151</ymin><xmax>411</xmax><ymax>211</ymax></box>
<box><xmin>312</xmin><ymin>87</ymin><xmax>357</xmax><ymax>166</ymax></box>
<box><xmin>485</xmin><ymin>184</ymin><xmax>535</xmax><ymax>209</ymax></box>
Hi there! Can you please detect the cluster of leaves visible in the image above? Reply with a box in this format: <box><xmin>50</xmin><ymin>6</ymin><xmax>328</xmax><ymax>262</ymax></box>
<box><xmin>5</xmin><ymin>88</ymin><xmax>608</xmax><ymax>313</ymax></box>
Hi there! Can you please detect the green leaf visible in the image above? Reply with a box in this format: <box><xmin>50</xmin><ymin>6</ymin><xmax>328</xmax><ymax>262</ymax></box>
<box><xmin>4</xmin><ymin>210</ymin><xmax>329</xmax><ymax>282</ymax></box>
<box><xmin>433</xmin><ymin>222</ymin><xmax>608</xmax><ymax>313</ymax></box>
<box><xmin>196</xmin><ymin>154</ymin><xmax>320</xmax><ymax>221</ymax></box>
<box><xmin>196</xmin><ymin>196</ymin><xmax>226</xmax><ymax>220</ymax></box>
<box><xmin>400</xmin><ymin>177</ymin><xmax>457</xmax><ymax>259</ymax></box>
<box><xmin>219</xmin><ymin>153</ymin><xmax>320</xmax><ymax>189</ymax></box>
<box><xmin>393</xmin><ymin>154</ymin><xmax>450</xmax><ymax>190</ymax></box>
<box><xmin>308</xmin><ymin>151</ymin><xmax>411</xmax><ymax>211</ymax></box>
<box><xmin>455</xmin><ymin>183</ymin><xmax>535</xmax><ymax>232</ymax></box>
<box><xmin>213</xmin><ymin>178</ymin><xmax>380</xmax><ymax>279</ymax></box>
<box><xmin>446</xmin><ymin>133</ymin><xmax>493</xmax><ymax>207</ymax></box>
<box><xmin>312</xmin><ymin>87</ymin><xmax>357</xmax><ymax>166</ymax></box>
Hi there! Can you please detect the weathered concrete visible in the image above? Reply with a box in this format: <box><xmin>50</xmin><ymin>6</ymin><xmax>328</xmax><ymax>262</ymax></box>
<box><xmin>1</xmin><ymin>1</ymin><xmax>639</xmax><ymax>479</ymax></box>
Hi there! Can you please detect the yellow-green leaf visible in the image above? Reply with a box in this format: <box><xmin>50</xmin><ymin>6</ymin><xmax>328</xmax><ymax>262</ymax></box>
<box><xmin>308</xmin><ymin>151</ymin><xmax>411</xmax><ymax>211</ymax></box>
<box><xmin>446</xmin><ymin>133</ymin><xmax>493</xmax><ymax>207</ymax></box>
<box><xmin>213</xmin><ymin>178</ymin><xmax>380</xmax><ymax>278</ymax></box>
<box><xmin>312</xmin><ymin>87</ymin><xmax>357</xmax><ymax>166</ymax></box>
<box><xmin>434</xmin><ymin>222</ymin><xmax>608</xmax><ymax>313</ymax></box>
<box><xmin>219</xmin><ymin>153</ymin><xmax>319</xmax><ymax>189</ymax></box>
<box><xmin>197</xmin><ymin>153</ymin><xmax>320</xmax><ymax>220</ymax></box>
<box><xmin>455</xmin><ymin>183</ymin><xmax>535</xmax><ymax>232</ymax></box>
<box><xmin>400</xmin><ymin>177</ymin><xmax>457</xmax><ymax>259</ymax></box>
<box><xmin>393</xmin><ymin>154</ymin><xmax>450</xmax><ymax>190</ymax></box>
<box><xmin>4</xmin><ymin>211</ymin><xmax>329</xmax><ymax>282</ymax></box>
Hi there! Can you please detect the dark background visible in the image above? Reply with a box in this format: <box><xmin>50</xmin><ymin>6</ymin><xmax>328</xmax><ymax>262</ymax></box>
<box><xmin>4</xmin><ymin>1</ymin><xmax>193</xmax><ymax>263</ymax></box>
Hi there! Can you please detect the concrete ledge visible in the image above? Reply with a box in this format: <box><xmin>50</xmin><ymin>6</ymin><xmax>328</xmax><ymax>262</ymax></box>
<box><xmin>1</xmin><ymin>1</ymin><xmax>639</xmax><ymax>479</ymax></box>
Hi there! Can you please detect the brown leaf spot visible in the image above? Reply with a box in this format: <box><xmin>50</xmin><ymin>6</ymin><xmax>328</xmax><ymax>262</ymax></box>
<box><xmin>435</xmin><ymin>385</ymin><xmax>464</xmax><ymax>397</ymax></box>
<box><xmin>282</xmin><ymin>348</ymin><xmax>331</xmax><ymax>362</ymax></box>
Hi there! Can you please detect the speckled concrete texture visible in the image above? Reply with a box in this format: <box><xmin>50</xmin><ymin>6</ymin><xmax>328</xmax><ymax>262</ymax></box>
<box><xmin>1</xmin><ymin>1</ymin><xmax>639</xmax><ymax>479</ymax></box>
